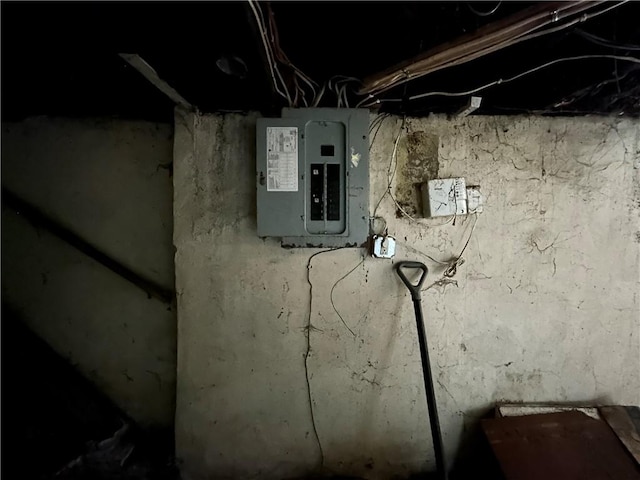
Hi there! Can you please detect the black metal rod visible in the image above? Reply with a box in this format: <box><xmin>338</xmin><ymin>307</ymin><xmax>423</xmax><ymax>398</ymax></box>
<box><xmin>2</xmin><ymin>187</ymin><xmax>174</xmax><ymax>305</ymax></box>
<box><xmin>412</xmin><ymin>297</ymin><xmax>447</xmax><ymax>480</ymax></box>
<box><xmin>395</xmin><ymin>261</ymin><xmax>447</xmax><ymax>480</ymax></box>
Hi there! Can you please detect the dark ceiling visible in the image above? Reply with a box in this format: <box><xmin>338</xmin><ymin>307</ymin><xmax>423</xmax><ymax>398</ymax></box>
<box><xmin>2</xmin><ymin>1</ymin><xmax>639</xmax><ymax>122</ymax></box>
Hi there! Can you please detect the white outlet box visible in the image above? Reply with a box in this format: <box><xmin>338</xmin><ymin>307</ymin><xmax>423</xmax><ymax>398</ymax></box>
<box><xmin>372</xmin><ymin>235</ymin><xmax>396</xmax><ymax>259</ymax></box>
<box><xmin>422</xmin><ymin>178</ymin><xmax>467</xmax><ymax>218</ymax></box>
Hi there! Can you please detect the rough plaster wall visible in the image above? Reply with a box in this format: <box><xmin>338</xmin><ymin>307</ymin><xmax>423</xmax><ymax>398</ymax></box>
<box><xmin>2</xmin><ymin>118</ymin><xmax>176</xmax><ymax>427</ymax></box>
<box><xmin>173</xmin><ymin>110</ymin><xmax>640</xmax><ymax>480</ymax></box>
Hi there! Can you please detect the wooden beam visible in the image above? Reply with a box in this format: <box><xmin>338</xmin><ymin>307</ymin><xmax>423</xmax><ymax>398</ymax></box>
<box><xmin>119</xmin><ymin>53</ymin><xmax>193</xmax><ymax>110</ymax></box>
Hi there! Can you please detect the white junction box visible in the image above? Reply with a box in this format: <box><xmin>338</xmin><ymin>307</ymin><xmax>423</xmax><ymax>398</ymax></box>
<box><xmin>372</xmin><ymin>235</ymin><xmax>396</xmax><ymax>259</ymax></box>
<box><xmin>422</xmin><ymin>178</ymin><xmax>468</xmax><ymax>218</ymax></box>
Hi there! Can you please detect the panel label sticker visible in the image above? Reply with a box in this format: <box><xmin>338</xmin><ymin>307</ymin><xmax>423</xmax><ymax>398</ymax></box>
<box><xmin>266</xmin><ymin>127</ymin><xmax>298</xmax><ymax>192</ymax></box>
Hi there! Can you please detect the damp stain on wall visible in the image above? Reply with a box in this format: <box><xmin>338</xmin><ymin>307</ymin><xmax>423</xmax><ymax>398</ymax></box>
<box><xmin>394</xmin><ymin>130</ymin><xmax>439</xmax><ymax>217</ymax></box>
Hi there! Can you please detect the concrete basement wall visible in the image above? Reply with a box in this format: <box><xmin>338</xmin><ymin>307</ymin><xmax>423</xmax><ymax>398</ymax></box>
<box><xmin>173</xmin><ymin>110</ymin><xmax>640</xmax><ymax>480</ymax></box>
<box><xmin>2</xmin><ymin>117</ymin><xmax>176</xmax><ymax>428</ymax></box>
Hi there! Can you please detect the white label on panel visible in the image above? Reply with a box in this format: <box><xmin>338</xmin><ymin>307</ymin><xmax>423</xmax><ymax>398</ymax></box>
<box><xmin>266</xmin><ymin>127</ymin><xmax>298</xmax><ymax>192</ymax></box>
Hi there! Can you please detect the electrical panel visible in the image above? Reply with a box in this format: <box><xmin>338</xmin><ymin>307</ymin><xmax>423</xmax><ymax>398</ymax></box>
<box><xmin>256</xmin><ymin>108</ymin><xmax>369</xmax><ymax>248</ymax></box>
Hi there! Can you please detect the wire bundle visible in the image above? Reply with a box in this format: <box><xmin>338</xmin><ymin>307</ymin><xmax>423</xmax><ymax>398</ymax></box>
<box><xmin>248</xmin><ymin>1</ymin><xmax>370</xmax><ymax>108</ymax></box>
<box><xmin>358</xmin><ymin>54</ymin><xmax>640</xmax><ymax>109</ymax></box>
<box><xmin>312</xmin><ymin>76</ymin><xmax>363</xmax><ymax>108</ymax></box>
<box><xmin>248</xmin><ymin>0</ymin><xmax>317</xmax><ymax>107</ymax></box>
<box><xmin>357</xmin><ymin>1</ymin><xmax>635</xmax><ymax>109</ymax></box>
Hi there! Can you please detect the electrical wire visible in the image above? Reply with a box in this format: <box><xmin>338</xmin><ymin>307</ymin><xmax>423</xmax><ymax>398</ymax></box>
<box><xmin>467</xmin><ymin>1</ymin><xmax>502</xmax><ymax>17</ymax></box>
<box><xmin>329</xmin><ymin>256</ymin><xmax>365</xmax><ymax>338</ymax></box>
<box><xmin>340</xmin><ymin>87</ymin><xmax>348</xmax><ymax>108</ymax></box>
<box><xmin>574</xmin><ymin>0</ymin><xmax>629</xmax><ymax>22</ymax></box>
<box><xmin>308</xmin><ymin>248</ymin><xmax>367</xmax><ymax>340</ymax></box>
<box><xmin>397</xmin><ymin>241</ymin><xmax>452</xmax><ymax>266</ymax></box>
<box><xmin>444</xmin><ymin>212</ymin><xmax>479</xmax><ymax>277</ymax></box>
<box><xmin>417</xmin><ymin>213</ymin><xmax>480</xmax><ymax>291</ymax></box>
<box><xmin>371</xmin><ymin>117</ymin><xmax>456</xmax><ymax>229</ymax></box>
<box><xmin>253</xmin><ymin>0</ymin><xmax>292</xmax><ymax>104</ymax></box>
<box><xmin>312</xmin><ymin>84</ymin><xmax>326</xmax><ymax>107</ymax></box>
<box><xmin>266</xmin><ymin>3</ymin><xmax>315</xmax><ymax>107</ymax></box>
<box><xmin>371</xmin><ymin>117</ymin><xmax>405</xmax><ymax>224</ymax></box>
<box><xmin>369</xmin><ymin>117</ymin><xmax>457</xmax><ymax>229</ymax></box>
<box><xmin>550</xmin><ymin>64</ymin><xmax>640</xmax><ymax>109</ymax></box>
<box><xmin>247</xmin><ymin>0</ymin><xmax>279</xmax><ymax>96</ymax></box>
<box><xmin>369</xmin><ymin>117</ymin><xmax>391</xmax><ymax>164</ymax></box>
<box><xmin>368</xmin><ymin>113</ymin><xmax>392</xmax><ymax>235</ymax></box>
<box><xmin>304</xmin><ymin>246</ymin><xmax>367</xmax><ymax>470</ymax></box>
<box><xmin>501</xmin><ymin>1</ymin><xmax>631</xmax><ymax>50</ymax></box>
<box><xmin>295</xmin><ymin>71</ymin><xmax>318</xmax><ymax>102</ymax></box>
<box><xmin>575</xmin><ymin>29</ymin><xmax>640</xmax><ymax>51</ymax></box>
<box><xmin>361</xmin><ymin>1</ymin><xmax>630</xmax><ymax>99</ymax></box>
<box><xmin>322</xmin><ymin>76</ymin><xmax>362</xmax><ymax>108</ymax></box>
<box><xmin>250</xmin><ymin>0</ymin><xmax>321</xmax><ymax>108</ymax></box>
<box><xmin>369</xmin><ymin>112</ymin><xmax>390</xmax><ymax>135</ymax></box>
<box><xmin>305</xmin><ymin>248</ymin><xmax>342</xmax><ymax>471</ymax></box>
<box><xmin>390</xmin><ymin>191</ymin><xmax>426</xmax><ymax>223</ymax></box>
<box><xmin>356</xmin><ymin>95</ymin><xmax>375</xmax><ymax>108</ymax></box>
<box><xmin>361</xmin><ymin>54</ymin><xmax>640</xmax><ymax>108</ymax></box>
<box><xmin>359</xmin><ymin>4</ymin><xmax>589</xmax><ymax>97</ymax></box>
<box><xmin>248</xmin><ymin>0</ymin><xmax>292</xmax><ymax>105</ymax></box>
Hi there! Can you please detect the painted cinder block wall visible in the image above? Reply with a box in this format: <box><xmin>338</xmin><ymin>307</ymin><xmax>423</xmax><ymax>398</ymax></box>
<box><xmin>2</xmin><ymin>117</ymin><xmax>177</xmax><ymax>428</ymax></box>
<box><xmin>173</xmin><ymin>110</ymin><xmax>639</xmax><ymax>479</ymax></box>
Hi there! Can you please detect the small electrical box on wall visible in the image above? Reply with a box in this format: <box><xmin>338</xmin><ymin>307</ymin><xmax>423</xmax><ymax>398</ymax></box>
<box><xmin>256</xmin><ymin>108</ymin><xmax>369</xmax><ymax>248</ymax></box>
<box><xmin>421</xmin><ymin>177</ymin><xmax>483</xmax><ymax>218</ymax></box>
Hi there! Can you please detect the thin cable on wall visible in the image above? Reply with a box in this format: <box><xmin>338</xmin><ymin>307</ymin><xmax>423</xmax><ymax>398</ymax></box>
<box><xmin>370</xmin><ymin>117</ymin><xmax>458</xmax><ymax>230</ymax></box>
<box><xmin>418</xmin><ymin>213</ymin><xmax>479</xmax><ymax>290</ymax></box>
<box><xmin>370</xmin><ymin>117</ymin><xmax>406</xmax><ymax>229</ymax></box>
<box><xmin>368</xmin><ymin>114</ymin><xmax>392</xmax><ymax>235</ymax></box>
<box><xmin>304</xmin><ymin>246</ymin><xmax>366</xmax><ymax>472</ymax></box>
<box><xmin>329</xmin><ymin>255</ymin><xmax>365</xmax><ymax>337</ymax></box>
<box><xmin>304</xmin><ymin>248</ymin><xmax>337</xmax><ymax>472</ymax></box>
<box><xmin>442</xmin><ymin>212</ymin><xmax>479</xmax><ymax>279</ymax></box>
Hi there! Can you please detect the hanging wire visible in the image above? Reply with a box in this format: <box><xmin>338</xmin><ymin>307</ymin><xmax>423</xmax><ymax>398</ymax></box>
<box><xmin>249</xmin><ymin>0</ymin><xmax>324</xmax><ymax>107</ymax></box>
<box><xmin>320</xmin><ymin>76</ymin><xmax>362</xmax><ymax>108</ymax></box>
<box><xmin>371</xmin><ymin>117</ymin><xmax>406</xmax><ymax>225</ymax></box>
<box><xmin>267</xmin><ymin>4</ymin><xmax>315</xmax><ymax>107</ymax></box>
<box><xmin>575</xmin><ymin>29</ymin><xmax>640</xmax><ymax>51</ymax></box>
<box><xmin>329</xmin><ymin>256</ymin><xmax>365</xmax><ymax>338</ymax></box>
<box><xmin>247</xmin><ymin>0</ymin><xmax>292</xmax><ymax>105</ymax></box>
<box><xmin>467</xmin><ymin>1</ymin><xmax>502</xmax><ymax>17</ymax></box>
